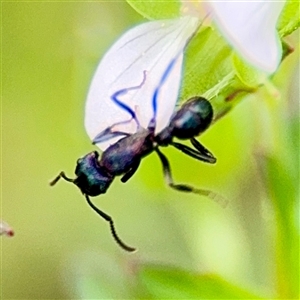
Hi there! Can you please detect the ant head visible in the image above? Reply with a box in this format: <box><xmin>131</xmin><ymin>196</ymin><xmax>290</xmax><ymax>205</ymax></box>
<box><xmin>50</xmin><ymin>152</ymin><xmax>113</xmax><ymax>197</ymax></box>
<box><xmin>74</xmin><ymin>152</ymin><xmax>113</xmax><ymax>196</ymax></box>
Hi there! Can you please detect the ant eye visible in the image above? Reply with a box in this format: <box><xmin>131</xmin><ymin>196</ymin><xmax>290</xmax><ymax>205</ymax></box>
<box><xmin>85</xmin><ymin>17</ymin><xmax>200</xmax><ymax>151</ymax></box>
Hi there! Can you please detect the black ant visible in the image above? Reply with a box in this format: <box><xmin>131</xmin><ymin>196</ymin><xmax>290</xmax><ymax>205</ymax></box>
<box><xmin>50</xmin><ymin>58</ymin><xmax>226</xmax><ymax>252</ymax></box>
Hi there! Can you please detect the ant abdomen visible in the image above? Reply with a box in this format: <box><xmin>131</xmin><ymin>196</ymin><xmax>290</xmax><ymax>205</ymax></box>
<box><xmin>156</xmin><ymin>97</ymin><xmax>213</xmax><ymax>144</ymax></box>
<box><xmin>170</xmin><ymin>97</ymin><xmax>213</xmax><ymax>140</ymax></box>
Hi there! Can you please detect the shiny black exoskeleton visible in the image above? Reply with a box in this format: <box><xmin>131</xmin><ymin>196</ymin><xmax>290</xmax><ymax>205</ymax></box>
<box><xmin>51</xmin><ymin>61</ymin><xmax>222</xmax><ymax>252</ymax></box>
<box><xmin>76</xmin><ymin>97</ymin><xmax>215</xmax><ymax>197</ymax></box>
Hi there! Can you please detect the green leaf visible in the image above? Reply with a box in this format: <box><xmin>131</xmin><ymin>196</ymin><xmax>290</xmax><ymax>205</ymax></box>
<box><xmin>79</xmin><ymin>276</ymin><xmax>112</xmax><ymax>299</ymax></box>
<box><xmin>277</xmin><ymin>0</ymin><xmax>300</xmax><ymax>37</ymax></box>
<box><xmin>138</xmin><ymin>265</ymin><xmax>263</xmax><ymax>299</ymax></box>
<box><xmin>181</xmin><ymin>27</ymin><xmax>233</xmax><ymax>99</ymax></box>
<box><xmin>126</xmin><ymin>0</ymin><xmax>181</xmax><ymax>20</ymax></box>
<box><xmin>257</xmin><ymin>153</ymin><xmax>299</xmax><ymax>299</ymax></box>
<box><xmin>232</xmin><ymin>53</ymin><xmax>268</xmax><ymax>88</ymax></box>
<box><xmin>180</xmin><ymin>26</ymin><xmax>254</xmax><ymax>120</ymax></box>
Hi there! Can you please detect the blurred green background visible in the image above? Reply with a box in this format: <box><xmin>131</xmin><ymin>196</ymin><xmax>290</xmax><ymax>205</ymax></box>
<box><xmin>1</xmin><ymin>1</ymin><xmax>299</xmax><ymax>299</ymax></box>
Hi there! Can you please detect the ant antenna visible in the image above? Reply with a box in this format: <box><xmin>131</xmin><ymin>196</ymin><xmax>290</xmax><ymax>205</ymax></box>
<box><xmin>84</xmin><ymin>195</ymin><xmax>136</xmax><ymax>252</ymax></box>
<box><xmin>50</xmin><ymin>172</ymin><xmax>136</xmax><ymax>252</ymax></box>
<box><xmin>111</xmin><ymin>71</ymin><xmax>147</xmax><ymax>128</ymax></box>
<box><xmin>50</xmin><ymin>171</ymin><xmax>74</xmax><ymax>186</ymax></box>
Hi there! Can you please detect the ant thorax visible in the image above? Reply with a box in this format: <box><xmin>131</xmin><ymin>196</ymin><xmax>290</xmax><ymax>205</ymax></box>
<box><xmin>99</xmin><ymin>127</ymin><xmax>154</xmax><ymax>176</ymax></box>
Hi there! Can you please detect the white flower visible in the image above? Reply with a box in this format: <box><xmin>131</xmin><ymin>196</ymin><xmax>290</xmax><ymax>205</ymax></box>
<box><xmin>206</xmin><ymin>0</ymin><xmax>286</xmax><ymax>73</ymax></box>
<box><xmin>85</xmin><ymin>16</ymin><xmax>199</xmax><ymax>150</ymax></box>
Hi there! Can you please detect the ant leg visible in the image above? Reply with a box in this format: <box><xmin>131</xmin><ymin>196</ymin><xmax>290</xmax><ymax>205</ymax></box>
<box><xmin>93</xmin><ymin>130</ymin><xmax>129</xmax><ymax>144</ymax></box>
<box><xmin>190</xmin><ymin>138</ymin><xmax>216</xmax><ymax>162</ymax></box>
<box><xmin>121</xmin><ymin>160</ymin><xmax>141</xmax><ymax>183</ymax></box>
<box><xmin>111</xmin><ymin>71</ymin><xmax>147</xmax><ymax>128</ymax></box>
<box><xmin>93</xmin><ymin>119</ymin><xmax>132</xmax><ymax>144</ymax></box>
<box><xmin>171</xmin><ymin>142</ymin><xmax>216</xmax><ymax>164</ymax></box>
<box><xmin>50</xmin><ymin>171</ymin><xmax>74</xmax><ymax>186</ymax></box>
<box><xmin>93</xmin><ymin>105</ymin><xmax>143</xmax><ymax>144</ymax></box>
<box><xmin>155</xmin><ymin>148</ymin><xmax>228</xmax><ymax>208</ymax></box>
<box><xmin>85</xmin><ymin>194</ymin><xmax>136</xmax><ymax>252</ymax></box>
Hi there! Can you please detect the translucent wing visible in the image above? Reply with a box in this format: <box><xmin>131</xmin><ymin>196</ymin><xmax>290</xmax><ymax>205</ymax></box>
<box><xmin>85</xmin><ymin>16</ymin><xmax>199</xmax><ymax>150</ymax></box>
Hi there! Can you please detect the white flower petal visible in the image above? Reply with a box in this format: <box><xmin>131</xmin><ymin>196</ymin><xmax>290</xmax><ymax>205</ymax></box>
<box><xmin>85</xmin><ymin>16</ymin><xmax>199</xmax><ymax>150</ymax></box>
<box><xmin>208</xmin><ymin>0</ymin><xmax>285</xmax><ymax>73</ymax></box>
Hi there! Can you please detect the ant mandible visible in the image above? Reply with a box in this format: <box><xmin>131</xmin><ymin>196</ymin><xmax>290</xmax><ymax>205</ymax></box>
<box><xmin>50</xmin><ymin>57</ymin><xmax>225</xmax><ymax>252</ymax></box>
